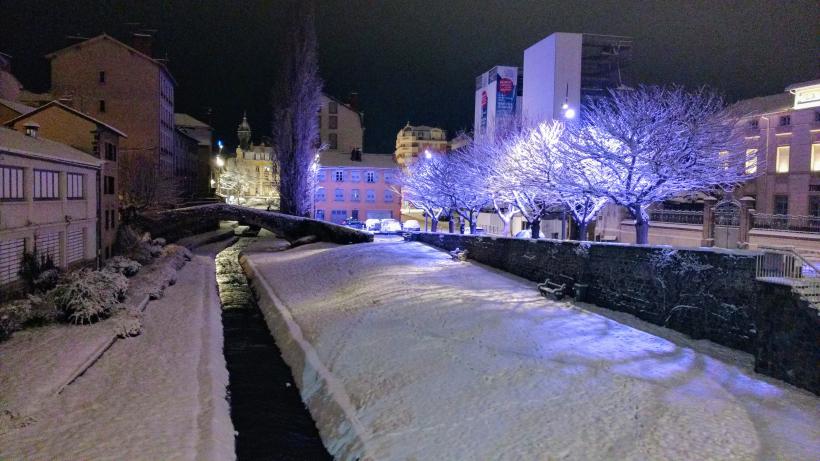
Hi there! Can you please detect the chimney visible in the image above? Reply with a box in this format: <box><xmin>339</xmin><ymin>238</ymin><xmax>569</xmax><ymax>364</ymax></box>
<box><xmin>347</xmin><ymin>92</ymin><xmax>359</xmax><ymax>112</ymax></box>
<box><xmin>131</xmin><ymin>32</ymin><xmax>153</xmax><ymax>57</ymax></box>
<box><xmin>23</xmin><ymin>122</ymin><xmax>39</xmax><ymax>138</ymax></box>
<box><xmin>350</xmin><ymin>148</ymin><xmax>362</xmax><ymax>161</ymax></box>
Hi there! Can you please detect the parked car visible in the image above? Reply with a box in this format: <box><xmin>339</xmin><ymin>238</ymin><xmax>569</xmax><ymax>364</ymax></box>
<box><xmin>402</xmin><ymin>219</ymin><xmax>421</xmax><ymax>231</ymax></box>
<box><xmin>380</xmin><ymin>219</ymin><xmax>402</xmax><ymax>233</ymax></box>
<box><xmin>342</xmin><ymin>218</ymin><xmax>365</xmax><ymax>230</ymax></box>
<box><xmin>365</xmin><ymin>219</ymin><xmax>382</xmax><ymax>232</ymax></box>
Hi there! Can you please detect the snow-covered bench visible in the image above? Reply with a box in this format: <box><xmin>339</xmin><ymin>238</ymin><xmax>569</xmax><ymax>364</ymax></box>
<box><xmin>537</xmin><ymin>278</ymin><xmax>566</xmax><ymax>300</ymax></box>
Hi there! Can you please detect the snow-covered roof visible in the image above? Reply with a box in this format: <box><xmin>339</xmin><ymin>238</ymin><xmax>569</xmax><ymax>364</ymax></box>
<box><xmin>319</xmin><ymin>151</ymin><xmax>398</xmax><ymax>169</ymax></box>
<box><xmin>174</xmin><ymin>113</ymin><xmax>211</xmax><ymax>129</ymax></box>
<box><xmin>0</xmin><ymin>126</ymin><xmax>103</xmax><ymax>168</ymax></box>
<box><xmin>4</xmin><ymin>100</ymin><xmax>127</xmax><ymax>137</ymax></box>
<box><xmin>0</xmin><ymin>98</ymin><xmax>35</xmax><ymax>116</ymax></box>
<box><xmin>730</xmin><ymin>92</ymin><xmax>792</xmax><ymax>118</ymax></box>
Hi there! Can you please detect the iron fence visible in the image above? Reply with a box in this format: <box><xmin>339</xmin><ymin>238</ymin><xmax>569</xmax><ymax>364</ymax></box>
<box><xmin>751</xmin><ymin>213</ymin><xmax>820</xmax><ymax>234</ymax></box>
<box><xmin>648</xmin><ymin>209</ymin><xmax>704</xmax><ymax>225</ymax></box>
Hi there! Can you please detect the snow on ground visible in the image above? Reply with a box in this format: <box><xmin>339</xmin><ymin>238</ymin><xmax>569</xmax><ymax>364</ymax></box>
<box><xmin>243</xmin><ymin>238</ymin><xmax>820</xmax><ymax>461</ymax></box>
<box><xmin>0</xmin><ymin>241</ymin><xmax>235</xmax><ymax>460</ymax></box>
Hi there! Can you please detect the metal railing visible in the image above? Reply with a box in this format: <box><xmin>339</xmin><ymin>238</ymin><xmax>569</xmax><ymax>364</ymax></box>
<box><xmin>756</xmin><ymin>245</ymin><xmax>820</xmax><ymax>314</ymax></box>
<box><xmin>648</xmin><ymin>209</ymin><xmax>704</xmax><ymax>225</ymax></box>
<box><xmin>752</xmin><ymin>213</ymin><xmax>820</xmax><ymax>234</ymax></box>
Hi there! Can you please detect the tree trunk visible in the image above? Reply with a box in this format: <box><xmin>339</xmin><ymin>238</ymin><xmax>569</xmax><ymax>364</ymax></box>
<box><xmin>530</xmin><ymin>217</ymin><xmax>541</xmax><ymax>239</ymax></box>
<box><xmin>577</xmin><ymin>221</ymin><xmax>589</xmax><ymax>241</ymax></box>
<box><xmin>632</xmin><ymin>206</ymin><xmax>650</xmax><ymax>244</ymax></box>
<box><xmin>501</xmin><ymin>220</ymin><xmax>510</xmax><ymax>236</ymax></box>
<box><xmin>448</xmin><ymin>216</ymin><xmax>455</xmax><ymax>233</ymax></box>
<box><xmin>431</xmin><ymin>219</ymin><xmax>438</xmax><ymax>233</ymax></box>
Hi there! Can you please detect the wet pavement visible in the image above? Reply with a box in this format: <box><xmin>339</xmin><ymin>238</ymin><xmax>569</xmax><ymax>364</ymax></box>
<box><xmin>216</xmin><ymin>238</ymin><xmax>331</xmax><ymax>461</ymax></box>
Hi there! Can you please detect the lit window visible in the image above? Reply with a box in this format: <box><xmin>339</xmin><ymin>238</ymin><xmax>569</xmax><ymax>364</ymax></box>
<box><xmin>776</xmin><ymin>146</ymin><xmax>790</xmax><ymax>173</ymax></box>
<box><xmin>745</xmin><ymin>149</ymin><xmax>758</xmax><ymax>175</ymax></box>
<box><xmin>812</xmin><ymin>144</ymin><xmax>820</xmax><ymax>172</ymax></box>
<box><xmin>334</xmin><ymin>170</ymin><xmax>343</xmax><ymax>182</ymax></box>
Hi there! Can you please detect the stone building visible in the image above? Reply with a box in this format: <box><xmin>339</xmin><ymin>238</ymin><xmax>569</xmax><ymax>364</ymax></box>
<box><xmin>4</xmin><ymin>100</ymin><xmax>126</xmax><ymax>260</ymax></box>
<box><xmin>42</xmin><ymin>34</ymin><xmax>190</xmax><ymax>200</ymax></box>
<box><xmin>0</xmin><ymin>52</ymin><xmax>22</xmax><ymax>101</ymax></box>
<box><xmin>0</xmin><ymin>127</ymin><xmax>102</xmax><ymax>292</ymax></box>
<box><xmin>174</xmin><ymin>113</ymin><xmax>214</xmax><ymax>197</ymax></box>
<box><xmin>215</xmin><ymin>114</ymin><xmax>278</xmax><ymax>206</ymax></box>
<box><xmin>393</xmin><ymin>123</ymin><xmax>448</xmax><ymax>167</ymax></box>
<box><xmin>0</xmin><ymin>98</ymin><xmax>34</xmax><ymax>125</ymax></box>
<box><xmin>314</xmin><ymin>150</ymin><xmax>401</xmax><ymax>223</ymax></box>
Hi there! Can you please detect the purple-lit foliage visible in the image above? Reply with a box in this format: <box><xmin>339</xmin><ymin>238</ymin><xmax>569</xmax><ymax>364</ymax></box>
<box><xmin>272</xmin><ymin>1</ymin><xmax>322</xmax><ymax>217</ymax></box>
<box><xmin>556</xmin><ymin>85</ymin><xmax>755</xmax><ymax>244</ymax></box>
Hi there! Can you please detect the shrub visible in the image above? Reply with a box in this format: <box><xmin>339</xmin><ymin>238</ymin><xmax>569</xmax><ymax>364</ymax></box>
<box><xmin>47</xmin><ymin>270</ymin><xmax>128</xmax><ymax>324</ymax></box>
<box><xmin>0</xmin><ymin>296</ymin><xmax>59</xmax><ymax>341</ymax></box>
<box><xmin>104</xmin><ymin>256</ymin><xmax>142</xmax><ymax>277</ymax></box>
<box><xmin>18</xmin><ymin>248</ymin><xmax>58</xmax><ymax>293</ymax></box>
<box><xmin>112</xmin><ymin>313</ymin><xmax>143</xmax><ymax>338</ymax></box>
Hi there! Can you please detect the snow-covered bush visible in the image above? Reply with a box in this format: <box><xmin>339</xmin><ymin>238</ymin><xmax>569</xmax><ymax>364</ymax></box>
<box><xmin>47</xmin><ymin>269</ymin><xmax>128</xmax><ymax>324</ymax></box>
<box><xmin>112</xmin><ymin>312</ymin><xmax>143</xmax><ymax>338</ymax></box>
<box><xmin>0</xmin><ymin>296</ymin><xmax>59</xmax><ymax>340</ymax></box>
<box><xmin>18</xmin><ymin>248</ymin><xmax>59</xmax><ymax>293</ymax></box>
<box><xmin>161</xmin><ymin>244</ymin><xmax>192</xmax><ymax>270</ymax></box>
<box><xmin>104</xmin><ymin>256</ymin><xmax>142</xmax><ymax>277</ymax></box>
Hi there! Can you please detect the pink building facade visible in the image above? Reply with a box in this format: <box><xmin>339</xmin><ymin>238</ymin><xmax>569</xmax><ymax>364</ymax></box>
<box><xmin>314</xmin><ymin>150</ymin><xmax>401</xmax><ymax>223</ymax></box>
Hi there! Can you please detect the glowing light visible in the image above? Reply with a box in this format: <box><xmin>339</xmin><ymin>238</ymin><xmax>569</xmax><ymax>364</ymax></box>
<box><xmin>210</xmin><ymin>178</ymin><xmax>216</xmax><ymax>186</ymax></box>
<box><xmin>215</xmin><ymin>155</ymin><xmax>225</xmax><ymax>167</ymax></box>
<box><xmin>564</xmin><ymin>108</ymin><xmax>576</xmax><ymax>119</ymax></box>
<box><xmin>217</xmin><ymin>140</ymin><xmax>224</xmax><ymax>149</ymax></box>
<box><xmin>424</xmin><ymin>150</ymin><xmax>432</xmax><ymax>159</ymax></box>
<box><xmin>561</xmin><ymin>102</ymin><xmax>569</xmax><ymax>110</ymax></box>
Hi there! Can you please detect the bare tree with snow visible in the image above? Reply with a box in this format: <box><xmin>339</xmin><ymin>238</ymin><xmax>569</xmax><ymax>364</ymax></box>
<box><xmin>272</xmin><ymin>1</ymin><xmax>322</xmax><ymax>217</ymax></box>
<box><xmin>399</xmin><ymin>157</ymin><xmax>450</xmax><ymax>232</ymax></box>
<box><xmin>556</xmin><ymin>86</ymin><xmax>754</xmax><ymax>244</ymax></box>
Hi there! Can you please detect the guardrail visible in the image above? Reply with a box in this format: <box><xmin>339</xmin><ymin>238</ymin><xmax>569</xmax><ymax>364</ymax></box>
<box><xmin>756</xmin><ymin>245</ymin><xmax>820</xmax><ymax>314</ymax></box>
<box><xmin>752</xmin><ymin>213</ymin><xmax>820</xmax><ymax>234</ymax></box>
<box><xmin>648</xmin><ymin>209</ymin><xmax>704</xmax><ymax>225</ymax></box>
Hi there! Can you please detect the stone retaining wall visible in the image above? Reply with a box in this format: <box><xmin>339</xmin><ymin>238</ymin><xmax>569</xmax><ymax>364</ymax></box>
<box><xmin>135</xmin><ymin>204</ymin><xmax>373</xmax><ymax>245</ymax></box>
<box><xmin>408</xmin><ymin>232</ymin><xmax>819</xmax><ymax>394</ymax></box>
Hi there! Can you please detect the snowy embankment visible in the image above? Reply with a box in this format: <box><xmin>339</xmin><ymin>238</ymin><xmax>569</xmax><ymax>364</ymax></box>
<box><xmin>0</xmin><ymin>241</ymin><xmax>235</xmax><ymax>460</ymax></box>
<box><xmin>242</xmin><ymin>239</ymin><xmax>820</xmax><ymax>461</ymax></box>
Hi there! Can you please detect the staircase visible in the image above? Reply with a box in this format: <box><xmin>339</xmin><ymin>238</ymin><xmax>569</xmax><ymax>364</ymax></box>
<box><xmin>756</xmin><ymin>245</ymin><xmax>820</xmax><ymax>315</ymax></box>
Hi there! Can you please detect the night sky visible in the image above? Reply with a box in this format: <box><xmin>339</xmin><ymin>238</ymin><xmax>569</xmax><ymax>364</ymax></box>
<box><xmin>1</xmin><ymin>0</ymin><xmax>817</xmax><ymax>153</ymax></box>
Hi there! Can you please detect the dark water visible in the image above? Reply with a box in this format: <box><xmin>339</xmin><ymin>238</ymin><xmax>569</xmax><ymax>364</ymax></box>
<box><xmin>216</xmin><ymin>238</ymin><xmax>331</xmax><ymax>461</ymax></box>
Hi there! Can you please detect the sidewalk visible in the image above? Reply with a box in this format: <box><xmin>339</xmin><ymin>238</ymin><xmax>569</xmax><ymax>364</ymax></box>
<box><xmin>0</xmin><ymin>242</ymin><xmax>235</xmax><ymax>460</ymax></box>
<box><xmin>242</xmin><ymin>238</ymin><xmax>820</xmax><ymax>460</ymax></box>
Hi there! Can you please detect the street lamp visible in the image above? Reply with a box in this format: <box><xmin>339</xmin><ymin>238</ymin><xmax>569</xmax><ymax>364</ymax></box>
<box><xmin>424</xmin><ymin>149</ymin><xmax>432</xmax><ymax>159</ymax></box>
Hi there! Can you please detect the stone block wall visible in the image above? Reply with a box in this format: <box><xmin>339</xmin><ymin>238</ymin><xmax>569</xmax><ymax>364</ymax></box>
<box><xmin>409</xmin><ymin>232</ymin><xmax>819</xmax><ymax>394</ymax></box>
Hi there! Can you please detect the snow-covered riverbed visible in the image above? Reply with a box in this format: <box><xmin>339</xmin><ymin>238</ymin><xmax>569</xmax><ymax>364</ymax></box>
<box><xmin>243</xmin><ymin>238</ymin><xmax>820</xmax><ymax>460</ymax></box>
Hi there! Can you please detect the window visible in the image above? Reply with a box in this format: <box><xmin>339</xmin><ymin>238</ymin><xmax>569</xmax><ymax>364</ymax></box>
<box><xmin>384</xmin><ymin>172</ymin><xmax>393</xmax><ymax>183</ymax></box>
<box><xmin>315</xmin><ymin>209</ymin><xmax>325</xmax><ymax>220</ymax></box>
<box><xmin>774</xmin><ymin>195</ymin><xmax>789</xmax><ymax>215</ymax></box>
<box><xmin>384</xmin><ymin>190</ymin><xmax>394</xmax><ymax>202</ymax></box>
<box><xmin>315</xmin><ymin>187</ymin><xmax>326</xmax><ymax>201</ymax></box>
<box><xmin>813</xmin><ymin>144</ymin><xmax>820</xmax><ymax>172</ymax></box>
<box><xmin>366</xmin><ymin>171</ymin><xmax>376</xmax><ymax>183</ymax></box>
<box><xmin>815</xmin><ymin>111</ymin><xmax>820</xmax><ymax>123</ymax></box>
<box><xmin>99</xmin><ymin>100</ymin><xmax>106</xmax><ymax>113</ymax></box>
<box><xmin>334</xmin><ymin>188</ymin><xmax>344</xmax><ymax>201</ymax></box>
<box><xmin>350</xmin><ymin>171</ymin><xmax>361</xmax><ymax>182</ymax></box>
<box><xmin>33</xmin><ymin>170</ymin><xmax>59</xmax><ymax>199</ymax></box>
<box><xmin>366</xmin><ymin>189</ymin><xmax>375</xmax><ymax>202</ymax></box>
<box><xmin>811</xmin><ymin>197</ymin><xmax>820</xmax><ymax>218</ymax></box>
<box><xmin>67</xmin><ymin>173</ymin><xmax>84</xmax><ymax>199</ymax></box>
<box><xmin>329</xmin><ymin>133</ymin><xmax>338</xmax><ymax>150</ymax></box>
<box><xmin>0</xmin><ymin>166</ymin><xmax>24</xmax><ymax>200</ymax></box>
<box><xmin>104</xmin><ymin>176</ymin><xmax>115</xmax><ymax>195</ymax></box>
<box><xmin>718</xmin><ymin>151</ymin><xmax>729</xmax><ymax>170</ymax></box>
<box><xmin>328</xmin><ymin>101</ymin><xmax>338</xmax><ymax>114</ymax></box>
<box><xmin>105</xmin><ymin>209</ymin><xmax>110</xmax><ymax>230</ymax></box>
<box><xmin>779</xmin><ymin>115</ymin><xmax>791</xmax><ymax>126</ymax></box>
<box><xmin>104</xmin><ymin>143</ymin><xmax>117</xmax><ymax>161</ymax></box>
<box><xmin>351</xmin><ymin>189</ymin><xmax>360</xmax><ymax>201</ymax></box>
<box><xmin>329</xmin><ymin>115</ymin><xmax>338</xmax><ymax>129</ymax></box>
<box><xmin>99</xmin><ymin>71</ymin><xmax>106</xmax><ymax>83</ymax></box>
<box><xmin>334</xmin><ymin>170</ymin><xmax>344</xmax><ymax>182</ymax></box>
<box><xmin>0</xmin><ymin>238</ymin><xmax>25</xmax><ymax>285</ymax></box>
<box><xmin>748</xmin><ymin>119</ymin><xmax>759</xmax><ymax>129</ymax></box>
<box><xmin>318</xmin><ymin>170</ymin><xmax>326</xmax><ymax>182</ymax></box>
<box><xmin>776</xmin><ymin>146</ymin><xmax>790</xmax><ymax>173</ymax></box>
<box><xmin>745</xmin><ymin>149</ymin><xmax>758</xmax><ymax>175</ymax></box>
<box><xmin>330</xmin><ymin>209</ymin><xmax>346</xmax><ymax>224</ymax></box>
<box><xmin>351</xmin><ymin>209</ymin><xmax>359</xmax><ymax>220</ymax></box>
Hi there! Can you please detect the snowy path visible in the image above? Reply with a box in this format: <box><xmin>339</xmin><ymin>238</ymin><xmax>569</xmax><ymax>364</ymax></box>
<box><xmin>244</xmin><ymin>239</ymin><xmax>820</xmax><ymax>461</ymax></box>
<box><xmin>0</xmin><ymin>243</ymin><xmax>234</xmax><ymax>461</ymax></box>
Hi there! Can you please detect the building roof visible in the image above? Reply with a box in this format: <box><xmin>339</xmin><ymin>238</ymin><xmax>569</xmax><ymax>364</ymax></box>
<box><xmin>0</xmin><ymin>126</ymin><xmax>103</xmax><ymax>168</ymax></box>
<box><xmin>45</xmin><ymin>34</ymin><xmax>177</xmax><ymax>86</ymax></box>
<box><xmin>0</xmin><ymin>98</ymin><xmax>35</xmax><ymax>116</ymax></box>
<box><xmin>319</xmin><ymin>151</ymin><xmax>398</xmax><ymax>169</ymax></box>
<box><xmin>729</xmin><ymin>92</ymin><xmax>793</xmax><ymax>118</ymax></box>
<box><xmin>174</xmin><ymin>113</ymin><xmax>212</xmax><ymax>129</ymax></box>
<box><xmin>785</xmin><ymin>79</ymin><xmax>820</xmax><ymax>92</ymax></box>
<box><xmin>4</xmin><ymin>100</ymin><xmax>127</xmax><ymax>137</ymax></box>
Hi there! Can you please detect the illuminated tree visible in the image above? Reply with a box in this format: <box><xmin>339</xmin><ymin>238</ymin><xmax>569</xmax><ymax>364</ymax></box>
<box><xmin>556</xmin><ymin>86</ymin><xmax>753</xmax><ymax>244</ymax></box>
<box><xmin>272</xmin><ymin>1</ymin><xmax>322</xmax><ymax>217</ymax></box>
<box><xmin>399</xmin><ymin>156</ymin><xmax>450</xmax><ymax>232</ymax></box>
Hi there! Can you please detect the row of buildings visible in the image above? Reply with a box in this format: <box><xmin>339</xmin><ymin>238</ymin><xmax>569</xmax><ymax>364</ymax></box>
<box><xmin>0</xmin><ymin>33</ymin><xmax>216</xmax><ymax>293</ymax></box>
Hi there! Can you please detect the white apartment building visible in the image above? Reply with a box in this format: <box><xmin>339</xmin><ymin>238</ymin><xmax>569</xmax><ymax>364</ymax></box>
<box><xmin>318</xmin><ymin>94</ymin><xmax>363</xmax><ymax>154</ymax></box>
<box><xmin>394</xmin><ymin>123</ymin><xmax>448</xmax><ymax>167</ymax></box>
<box><xmin>0</xmin><ymin>126</ymin><xmax>102</xmax><ymax>291</ymax></box>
